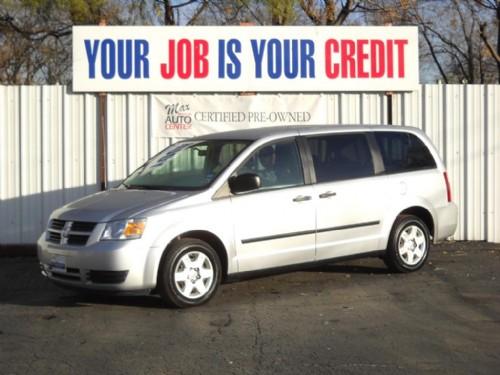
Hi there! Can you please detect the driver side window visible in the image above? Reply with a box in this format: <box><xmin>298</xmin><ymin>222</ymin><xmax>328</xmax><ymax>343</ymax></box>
<box><xmin>235</xmin><ymin>139</ymin><xmax>304</xmax><ymax>190</ymax></box>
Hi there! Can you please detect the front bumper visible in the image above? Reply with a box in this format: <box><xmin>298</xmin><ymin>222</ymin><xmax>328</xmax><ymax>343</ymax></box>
<box><xmin>37</xmin><ymin>234</ymin><xmax>158</xmax><ymax>291</ymax></box>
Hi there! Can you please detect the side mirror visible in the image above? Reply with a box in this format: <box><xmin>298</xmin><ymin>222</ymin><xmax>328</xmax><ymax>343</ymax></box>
<box><xmin>228</xmin><ymin>173</ymin><xmax>261</xmax><ymax>194</ymax></box>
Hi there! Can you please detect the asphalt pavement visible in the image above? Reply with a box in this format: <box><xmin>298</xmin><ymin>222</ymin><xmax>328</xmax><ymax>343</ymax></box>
<box><xmin>0</xmin><ymin>241</ymin><xmax>499</xmax><ymax>375</ymax></box>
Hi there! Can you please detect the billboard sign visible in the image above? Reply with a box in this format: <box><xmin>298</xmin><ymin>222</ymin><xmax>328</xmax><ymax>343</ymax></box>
<box><xmin>73</xmin><ymin>26</ymin><xmax>418</xmax><ymax>92</ymax></box>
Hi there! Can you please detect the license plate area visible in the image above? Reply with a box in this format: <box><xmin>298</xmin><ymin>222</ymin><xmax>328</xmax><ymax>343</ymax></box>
<box><xmin>49</xmin><ymin>255</ymin><xmax>66</xmax><ymax>271</ymax></box>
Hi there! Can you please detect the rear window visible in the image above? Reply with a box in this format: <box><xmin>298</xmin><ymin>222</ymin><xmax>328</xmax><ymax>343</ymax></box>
<box><xmin>374</xmin><ymin>132</ymin><xmax>436</xmax><ymax>173</ymax></box>
<box><xmin>308</xmin><ymin>133</ymin><xmax>374</xmax><ymax>183</ymax></box>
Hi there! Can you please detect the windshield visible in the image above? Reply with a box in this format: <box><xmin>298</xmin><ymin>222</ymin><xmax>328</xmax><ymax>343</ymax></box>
<box><xmin>122</xmin><ymin>140</ymin><xmax>251</xmax><ymax>190</ymax></box>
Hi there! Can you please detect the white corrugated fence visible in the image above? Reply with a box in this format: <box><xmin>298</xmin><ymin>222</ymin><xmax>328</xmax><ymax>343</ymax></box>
<box><xmin>1</xmin><ymin>85</ymin><xmax>499</xmax><ymax>243</ymax></box>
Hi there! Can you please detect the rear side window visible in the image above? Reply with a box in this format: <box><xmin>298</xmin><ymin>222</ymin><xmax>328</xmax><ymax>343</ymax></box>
<box><xmin>374</xmin><ymin>132</ymin><xmax>436</xmax><ymax>173</ymax></box>
<box><xmin>308</xmin><ymin>133</ymin><xmax>374</xmax><ymax>183</ymax></box>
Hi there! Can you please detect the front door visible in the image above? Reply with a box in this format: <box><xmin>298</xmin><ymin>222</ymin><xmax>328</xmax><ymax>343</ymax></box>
<box><xmin>230</xmin><ymin>138</ymin><xmax>316</xmax><ymax>272</ymax></box>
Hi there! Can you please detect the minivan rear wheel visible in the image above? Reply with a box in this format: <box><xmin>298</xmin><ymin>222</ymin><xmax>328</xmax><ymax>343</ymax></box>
<box><xmin>384</xmin><ymin>215</ymin><xmax>430</xmax><ymax>273</ymax></box>
<box><xmin>158</xmin><ymin>238</ymin><xmax>221</xmax><ymax>308</ymax></box>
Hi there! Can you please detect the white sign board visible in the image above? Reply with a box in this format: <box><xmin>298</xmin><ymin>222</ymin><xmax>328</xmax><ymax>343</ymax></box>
<box><xmin>152</xmin><ymin>94</ymin><xmax>328</xmax><ymax>137</ymax></box>
<box><xmin>73</xmin><ymin>26</ymin><xmax>418</xmax><ymax>92</ymax></box>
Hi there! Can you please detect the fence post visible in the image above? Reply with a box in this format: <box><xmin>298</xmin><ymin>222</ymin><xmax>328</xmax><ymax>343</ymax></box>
<box><xmin>386</xmin><ymin>91</ymin><xmax>393</xmax><ymax>125</ymax></box>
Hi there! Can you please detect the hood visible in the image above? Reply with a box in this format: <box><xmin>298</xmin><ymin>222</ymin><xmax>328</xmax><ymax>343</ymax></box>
<box><xmin>52</xmin><ymin>189</ymin><xmax>195</xmax><ymax>222</ymax></box>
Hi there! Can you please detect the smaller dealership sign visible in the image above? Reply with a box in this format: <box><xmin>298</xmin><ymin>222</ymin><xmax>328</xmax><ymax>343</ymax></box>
<box><xmin>73</xmin><ymin>26</ymin><xmax>418</xmax><ymax>92</ymax></box>
<box><xmin>152</xmin><ymin>94</ymin><xmax>328</xmax><ymax>137</ymax></box>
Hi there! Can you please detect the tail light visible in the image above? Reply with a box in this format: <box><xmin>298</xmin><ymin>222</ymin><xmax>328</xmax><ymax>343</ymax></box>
<box><xmin>443</xmin><ymin>171</ymin><xmax>452</xmax><ymax>202</ymax></box>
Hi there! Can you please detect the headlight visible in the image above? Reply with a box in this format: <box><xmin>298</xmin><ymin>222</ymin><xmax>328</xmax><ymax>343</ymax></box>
<box><xmin>101</xmin><ymin>219</ymin><xmax>147</xmax><ymax>240</ymax></box>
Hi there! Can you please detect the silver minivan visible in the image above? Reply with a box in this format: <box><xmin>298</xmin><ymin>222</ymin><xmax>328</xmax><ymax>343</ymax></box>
<box><xmin>38</xmin><ymin>125</ymin><xmax>458</xmax><ymax>307</ymax></box>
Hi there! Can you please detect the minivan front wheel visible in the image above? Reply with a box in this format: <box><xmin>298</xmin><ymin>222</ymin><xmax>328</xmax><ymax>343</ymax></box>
<box><xmin>384</xmin><ymin>215</ymin><xmax>430</xmax><ymax>273</ymax></box>
<box><xmin>158</xmin><ymin>238</ymin><xmax>221</xmax><ymax>308</ymax></box>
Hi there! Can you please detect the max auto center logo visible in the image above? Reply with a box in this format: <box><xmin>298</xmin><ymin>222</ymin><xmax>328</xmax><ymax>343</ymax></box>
<box><xmin>161</xmin><ymin>100</ymin><xmax>314</xmax><ymax>132</ymax></box>
<box><xmin>163</xmin><ymin>103</ymin><xmax>193</xmax><ymax>130</ymax></box>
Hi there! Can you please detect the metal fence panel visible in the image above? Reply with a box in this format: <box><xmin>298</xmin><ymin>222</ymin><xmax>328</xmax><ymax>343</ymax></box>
<box><xmin>360</xmin><ymin>93</ymin><xmax>386</xmax><ymax>125</ymax></box>
<box><xmin>19</xmin><ymin>87</ymin><xmax>42</xmax><ymax>243</ymax></box>
<box><xmin>107</xmin><ymin>94</ymin><xmax>127</xmax><ymax>184</ymax></box>
<box><xmin>126</xmin><ymin>94</ymin><xmax>150</xmax><ymax>177</ymax></box>
<box><xmin>339</xmin><ymin>93</ymin><xmax>361</xmax><ymax>124</ymax></box>
<box><xmin>442</xmin><ymin>85</ymin><xmax>466</xmax><ymax>240</ymax></box>
<box><xmin>1</xmin><ymin>86</ymin><xmax>98</xmax><ymax>243</ymax></box>
<box><xmin>395</xmin><ymin>87</ymin><xmax>421</xmax><ymax>128</ymax></box>
<box><xmin>0</xmin><ymin>85</ymin><xmax>499</xmax><ymax>244</ymax></box>
<box><xmin>41</xmin><ymin>86</ymin><xmax>64</xmax><ymax>229</ymax></box>
<box><xmin>465</xmin><ymin>85</ymin><xmax>486</xmax><ymax>241</ymax></box>
<box><xmin>486</xmin><ymin>85</ymin><xmax>500</xmax><ymax>243</ymax></box>
<box><xmin>1</xmin><ymin>86</ymin><xmax>22</xmax><ymax>242</ymax></box>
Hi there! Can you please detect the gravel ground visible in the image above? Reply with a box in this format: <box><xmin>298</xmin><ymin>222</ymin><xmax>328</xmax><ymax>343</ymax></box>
<box><xmin>0</xmin><ymin>241</ymin><xmax>499</xmax><ymax>375</ymax></box>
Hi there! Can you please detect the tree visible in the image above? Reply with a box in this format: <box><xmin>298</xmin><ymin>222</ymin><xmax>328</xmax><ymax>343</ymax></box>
<box><xmin>266</xmin><ymin>0</ymin><xmax>296</xmax><ymax>25</ymax></box>
<box><xmin>475</xmin><ymin>0</ymin><xmax>500</xmax><ymax>82</ymax></box>
<box><xmin>190</xmin><ymin>1</ymin><xmax>295</xmax><ymax>26</ymax></box>
<box><xmin>0</xmin><ymin>0</ymin><xmax>123</xmax><ymax>84</ymax></box>
<box><xmin>364</xmin><ymin>0</ymin><xmax>498</xmax><ymax>83</ymax></box>
<box><xmin>1</xmin><ymin>0</ymin><xmax>498</xmax><ymax>84</ymax></box>
<box><xmin>299</xmin><ymin>0</ymin><xmax>361</xmax><ymax>25</ymax></box>
<box><xmin>0</xmin><ymin>0</ymin><xmax>209</xmax><ymax>84</ymax></box>
<box><xmin>153</xmin><ymin>0</ymin><xmax>208</xmax><ymax>25</ymax></box>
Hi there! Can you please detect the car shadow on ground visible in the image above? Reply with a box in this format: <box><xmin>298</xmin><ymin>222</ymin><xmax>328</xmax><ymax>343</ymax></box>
<box><xmin>60</xmin><ymin>293</ymin><xmax>167</xmax><ymax>309</ymax></box>
<box><xmin>0</xmin><ymin>288</ymin><xmax>168</xmax><ymax>309</ymax></box>
<box><xmin>0</xmin><ymin>259</ymin><xmax>390</xmax><ymax>309</ymax></box>
<box><xmin>309</xmin><ymin>262</ymin><xmax>390</xmax><ymax>275</ymax></box>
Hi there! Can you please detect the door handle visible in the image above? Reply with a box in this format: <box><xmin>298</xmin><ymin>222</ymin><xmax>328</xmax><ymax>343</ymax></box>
<box><xmin>319</xmin><ymin>191</ymin><xmax>337</xmax><ymax>199</ymax></box>
<box><xmin>293</xmin><ymin>195</ymin><xmax>312</xmax><ymax>202</ymax></box>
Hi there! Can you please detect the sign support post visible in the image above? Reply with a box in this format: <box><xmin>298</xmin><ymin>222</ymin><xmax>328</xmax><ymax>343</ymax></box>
<box><xmin>386</xmin><ymin>91</ymin><xmax>393</xmax><ymax>125</ymax></box>
<box><xmin>97</xmin><ymin>19</ymin><xmax>108</xmax><ymax>191</ymax></box>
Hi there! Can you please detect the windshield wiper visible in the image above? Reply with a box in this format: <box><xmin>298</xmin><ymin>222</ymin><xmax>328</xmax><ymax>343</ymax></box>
<box><xmin>123</xmin><ymin>184</ymin><xmax>159</xmax><ymax>190</ymax></box>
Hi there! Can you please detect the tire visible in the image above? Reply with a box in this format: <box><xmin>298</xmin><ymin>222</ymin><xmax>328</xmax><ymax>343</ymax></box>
<box><xmin>384</xmin><ymin>215</ymin><xmax>430</xmax><ymax>273</ymax></box>
<box><xmin>158</xmin><ymin>238</ymin><xmax>221</xmax><ymax>308</ymax></box>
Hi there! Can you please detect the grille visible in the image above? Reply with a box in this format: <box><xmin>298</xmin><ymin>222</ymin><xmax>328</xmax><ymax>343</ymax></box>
<box><xmin>47</xmin><ymin>231</ymin><xmax>61</xmax><ymax>243</ymax></box>
<box><xmin>71</xmin><ymin>221</ymin><xmax>97</xmax><ymax>232</ymax></box>
<box><xmin>46</xmin><ymin>219</ymin><xmax>97</xmax><ymax>246</ymax></box>
<box><xmin>67</xmin><ymin>234</ymin><xmax>89</xmax><ymax>246</ymax></box>
<box><xmin>50</xmin><ymin>219</ymin><xmax>65</xmax><ymax>230</ymax></box>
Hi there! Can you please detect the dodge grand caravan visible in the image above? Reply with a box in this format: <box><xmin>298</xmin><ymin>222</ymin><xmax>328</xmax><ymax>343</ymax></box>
<box><xmin>38</xmin><ymin>126</ymin><xmax>458</xmax><ymax>307</ymax></box>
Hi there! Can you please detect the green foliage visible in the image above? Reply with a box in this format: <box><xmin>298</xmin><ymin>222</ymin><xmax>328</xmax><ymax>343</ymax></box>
<box><xmin>265</xmin><ymin>0</ymin><xmax>297</xmax><ymax>25</ymax></box>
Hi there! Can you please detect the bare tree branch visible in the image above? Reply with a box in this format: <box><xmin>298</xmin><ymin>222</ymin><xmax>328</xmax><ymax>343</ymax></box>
<box><xmin>334</xmin><ymin>0</ymin><xmax>358</xmax><ymax>25</ymax></box>
<box><xmin>421</xmin><ymin>26</ymin><xmax>449</xmax><ymax>83</ymax></box>
<box><xmin>187</xmin><ymin>0</ymin><xmax>209</xmax><ymax>25</ymax></box>
<box><xmin>0</xmin><ymin>14</ymin><xmax>72</xmax><ymax>41</ymax></box>
<box><xmin>479</xmin><ymin>23</ymin><xmax>500</xmax><ymax>62</ymax></box>
<box><xmin>479</xmin><ymin>23</ymin><xmax>500</xmax><ymax>82</ymax></box>
<box><xmin>299</xmin><ymin>0</ymin><xmax>358</xmax><ymax>25</ymax></box>
<box><xmin>473</xmin><ymin>0</ymin><xmax>497</xmax><ymax>10</ymax></box>
<box><xmin>299</xmin><ymin>0</ymin><xmax>323</xmax><ymax>25</ymax></box>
